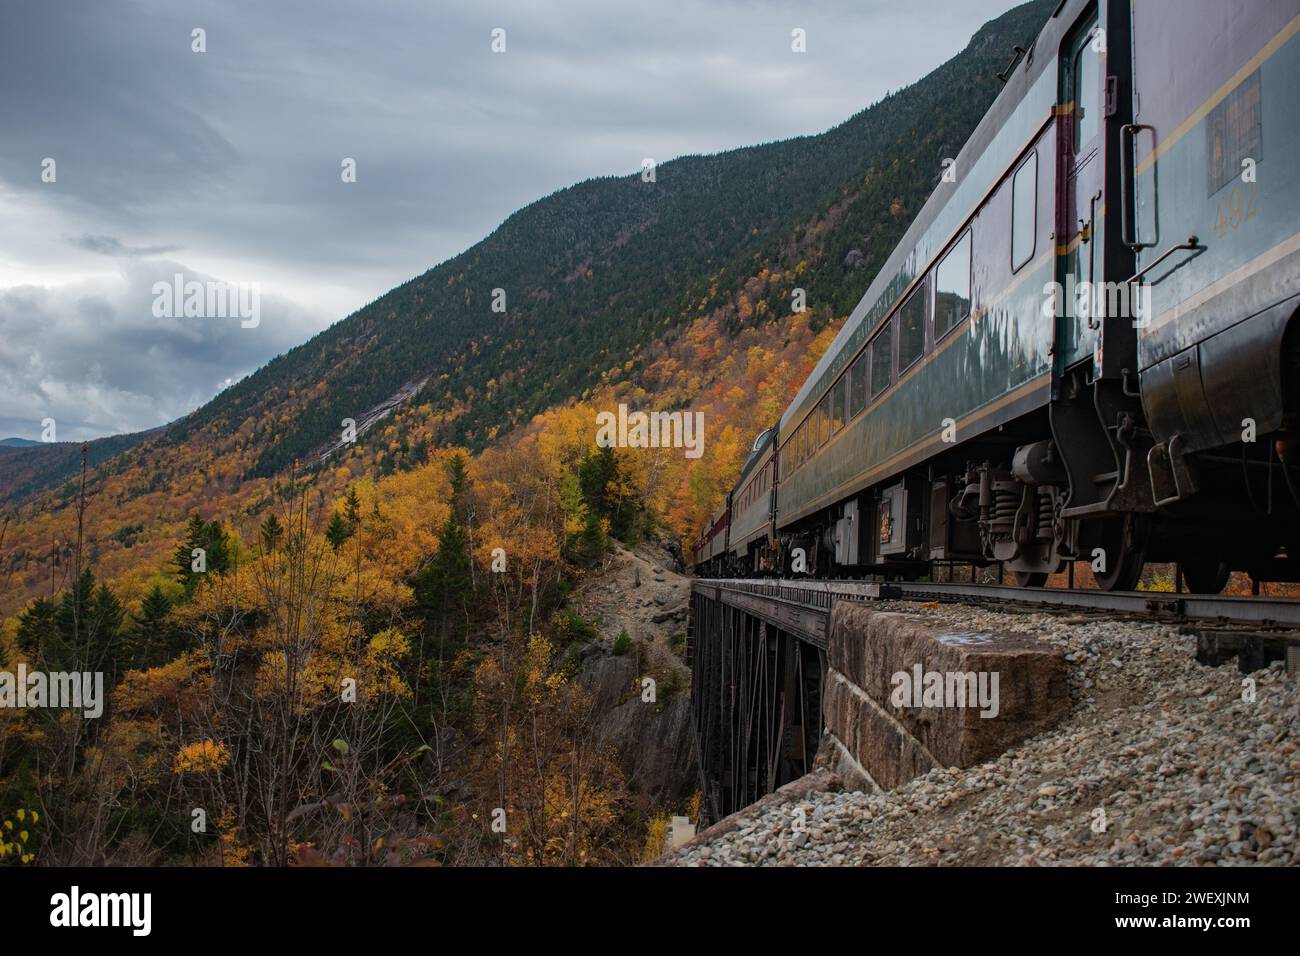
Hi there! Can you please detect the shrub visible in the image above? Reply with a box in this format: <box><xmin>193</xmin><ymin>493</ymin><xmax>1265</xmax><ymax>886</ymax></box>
<box><xmin>554</xmin><ymin>608</ymin><xmax>598</xmax><ymax>644</ymax></box>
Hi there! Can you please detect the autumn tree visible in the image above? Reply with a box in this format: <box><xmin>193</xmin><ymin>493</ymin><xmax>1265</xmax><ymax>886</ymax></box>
<box><xmin>468</xmin><ymin>630</ymin><xmax>627</xmax><ymax>865</ymax></box>
<box><xmin>170</xmin><ymin>484</ymin><xmax>415</xmax><ymax>865</ymax></box>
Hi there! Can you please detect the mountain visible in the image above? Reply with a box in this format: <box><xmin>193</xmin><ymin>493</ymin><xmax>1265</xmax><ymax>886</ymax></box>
<box><xmin>0</xmin><ymin>429</ymin><xmax>159</xmax><ymax>508</ymax></box>
<box><xmin>185</xmin><ymin>0</ymin><xmax>1054</xmax><ymax>478</ymax></box>
<box><xmin>0</xmin><ymin>0</ymin><xmax>1056</xmax><ymax>613</ymax></box>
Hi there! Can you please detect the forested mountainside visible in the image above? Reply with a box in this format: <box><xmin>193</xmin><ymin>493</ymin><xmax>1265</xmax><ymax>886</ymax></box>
<box><xmin>0</xmin><ymin>429</ymin><xmax>158</xmax><ymax>508</ymax></box>
<box><xmin>0</xmin><ymin>4</ymin><xmax>1057</xmax><ymax>867</ymax></box>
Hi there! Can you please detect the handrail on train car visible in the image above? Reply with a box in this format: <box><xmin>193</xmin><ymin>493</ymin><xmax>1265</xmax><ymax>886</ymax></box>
<box><xmin>1126</xmin><ymin>236</ymin><xmax>1204</xmax><ymax>286</ymax></box>
<box><xmin>1120</xmin><ymin>123</ymin><xmax>1156</xmax><ymax>250</ymax></box>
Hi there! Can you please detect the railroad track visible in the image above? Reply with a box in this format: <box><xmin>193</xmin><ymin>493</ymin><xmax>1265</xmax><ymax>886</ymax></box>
<box><xmin>695</xmin><ymin>577</ymin><xmax>1300</xmax><ymax>630</ymax></box>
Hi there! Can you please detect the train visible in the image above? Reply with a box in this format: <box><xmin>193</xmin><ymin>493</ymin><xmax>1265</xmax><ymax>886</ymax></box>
<box><xmin>692</xmin><ymin>0</ymin><xmax>1300</xmax><ymax>593</ymax></box>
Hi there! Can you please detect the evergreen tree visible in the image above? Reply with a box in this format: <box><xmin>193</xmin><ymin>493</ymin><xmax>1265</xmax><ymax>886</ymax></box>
<box><xmin>203</xmin><ymin>519</ymin><xmax>232</xmax><ymax>575</ymax></box>
<box><xmin>174</xmin><ymin>514</ymin><xmax>207</xmax><ymax>593</ymax></box>
<box><xmin>175</xmin><ymin>515</ymin><xmax>232</xmax><ymax>597</ymax></box>
<box><xmin>343</xmin><ymin>486</ymin><xmax>362</xmax><ymax>525</ymax></box>
<box><xmin>413</xmin><ymin>455</ymin><xmax>475</xmax><ymax>617</ymax></box>
<box><xmin>578</xmin><ymin>445</ymin><xmax>618</xmax><ymax>512</ymax></box>
<box><xmin>260</xmin><ymin>513</ymin><xmax>284</xmax><ymax>553</ymax></box>
<box><xmin>16</xmin><ymin>596</ymin><xmax>57</xmax><ymax>658</ymax></box>
<box><xmin>447</xmin><ymin>453</ymin><xmax>470</xmax><ymax>499</ymax></box>
<box><xmin>415</xmin><ymin>513</ymin><xmax>473</xmax><ymax>615</ymax></box>
<box><xmin>574</xmin><ymin>511</ymin><xmax>607</xmax><ymax>568</ymax></box>
<box><xmin>446</xmin><ymin>453</ymin><xmax>472</xmax><ymax>523</ymax></box>
<box><xmin>577</xmin><ymin>445</ymin><xmax>642</xmax><ymax>542</ymax></box>
<box><xmin>19</xmin><ymin>569</ymin><xmax>129</xmax><ymax>678</ymax></box>
<box><xmin>129</xmin><ymin>585</ymin><xmax>183</xmax><ymax>669</ymax></box>
<box><xmin>325</xmin><ymin>512</ymin><xmax>351</xmax><ymax>552</ymax></box>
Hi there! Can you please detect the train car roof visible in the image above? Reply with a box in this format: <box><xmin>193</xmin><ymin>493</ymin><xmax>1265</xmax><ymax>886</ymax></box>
<box><xmin>778</xmin><ymin>0</ymin><xmax>1086</xmax><ymax>435</ymax></box>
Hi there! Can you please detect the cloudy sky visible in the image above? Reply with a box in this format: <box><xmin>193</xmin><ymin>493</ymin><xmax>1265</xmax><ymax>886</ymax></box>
<box><xmin>0</xmin><ymin>0</ymin><xmax>1015</xmax><ymax>441</ymax></box>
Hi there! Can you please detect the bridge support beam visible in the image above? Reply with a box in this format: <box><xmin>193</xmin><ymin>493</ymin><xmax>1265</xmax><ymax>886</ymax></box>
<box><xmin>689</xmin><ymin>584</ymin><xmax>824</xmax><ymax>823</ymax></box>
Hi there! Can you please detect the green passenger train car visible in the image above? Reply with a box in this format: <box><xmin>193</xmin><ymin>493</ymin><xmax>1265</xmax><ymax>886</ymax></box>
<box><xmin>696</xmin><ymin>0</ymin><xmax>1300</xmax><ymax>592</ymax></box>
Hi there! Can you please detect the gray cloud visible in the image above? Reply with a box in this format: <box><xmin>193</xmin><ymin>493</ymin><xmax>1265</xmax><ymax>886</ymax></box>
<box><xmin>0</xmin><ymin>0</ymin><xmax>1017</xmax><ymax>440</ymax></box>
<box><xmin>68</xmin><ymin>234</ymin><xmax>183</xmax><ymax>258</ymax></box>
<box><xmin>0</xmin><ymin>260</ymin><xmax>328</xmax><ymax>441</ymax></box>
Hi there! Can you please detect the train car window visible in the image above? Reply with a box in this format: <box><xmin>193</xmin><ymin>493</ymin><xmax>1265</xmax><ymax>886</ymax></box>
<box><xmin>818</xmin><ymin>395</ymin><xmax>831</xmax><ymax>446</ymax></box>
<box><xmin>1011</xmin><ymin>151</ymin><xmax>1037</xmax><ymax>272</ymax></box>
<box><xmin>831</xmin><ymin>377</ymin><xmax>847</xmax><ymax>433</ymax></box>
<box><xmin>849</xmin><ymin>351</ymin><xmax>868</xmax><ymax>418</ymax></box>
<box><xmin>934</xmin><ymin>229</ymin><xmax>972</xmax><ymax>340</ymax></box>
<box><xmin>898</xmin><ymin>279</ymin><xmax>927</xmax><ymax>372</ymax></box>
<box><xmin>870</xmin><ymin>322</ymin><xmax>893</xmax><ymax>399</ymax></box>
<box><xmin>1074</xmin><ymin>35</ymin><xmax>1100</xmax><ymax>153</ymax></box>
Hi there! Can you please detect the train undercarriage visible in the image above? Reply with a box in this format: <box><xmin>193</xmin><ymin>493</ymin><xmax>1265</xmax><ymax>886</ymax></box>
<box><xmin>716</xmin><ymin>331</ymin><xmax>1300</xmax><ymax>593</ymax></box>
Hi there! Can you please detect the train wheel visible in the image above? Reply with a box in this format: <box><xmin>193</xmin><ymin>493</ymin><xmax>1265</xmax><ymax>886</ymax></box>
<box><xmin>1180</xmin><ymin>557</ymin><xmax>1230</xmax><ymax>594</ymax></box>
<box><xmin>1093</xmin><ymin>516</ymin><xmax>1148</xmax><ymax>592</ymax></box>
<box><xmin>1013</xmin><ymin>570</ymin><xmax>1048</xmax><ymax>587</ymax></box>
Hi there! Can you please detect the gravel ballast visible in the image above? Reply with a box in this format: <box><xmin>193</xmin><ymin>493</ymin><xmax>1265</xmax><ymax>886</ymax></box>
<box><xmin>664</xmin><ymin>601</ymin><xmax>1299</xmax><ymax>867</ymax></box>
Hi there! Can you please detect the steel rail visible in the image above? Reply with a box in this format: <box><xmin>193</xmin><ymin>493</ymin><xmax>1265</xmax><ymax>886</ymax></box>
<box><xmin>697</xmin><ymin>578</ymin><xmax>1300</xmax><ymax>629</ymax></box>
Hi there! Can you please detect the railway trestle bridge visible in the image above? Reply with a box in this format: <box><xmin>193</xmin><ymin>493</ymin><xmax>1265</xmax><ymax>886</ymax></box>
<box><xmin>688</xmin><ymin>578</ymin><xmax>1300</xmax><ymax>824</ymax></box>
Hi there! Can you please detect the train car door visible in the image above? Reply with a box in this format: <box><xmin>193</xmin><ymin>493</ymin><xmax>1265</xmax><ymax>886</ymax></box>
<box><xmin>1055</xmin><ymin>12</ymin><xmax>1106</xmax><ymax>373</ymax></box>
